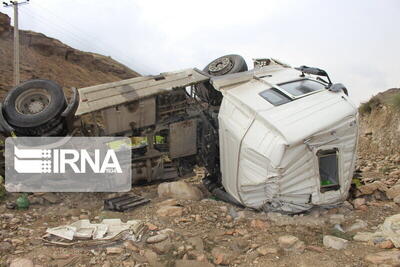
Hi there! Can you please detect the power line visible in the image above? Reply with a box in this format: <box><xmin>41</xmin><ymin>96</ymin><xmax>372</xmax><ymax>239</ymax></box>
<box><xmin>28</xmin><ymin>1</ymin><xmax>152</xmax><ymax>73</ymax></box>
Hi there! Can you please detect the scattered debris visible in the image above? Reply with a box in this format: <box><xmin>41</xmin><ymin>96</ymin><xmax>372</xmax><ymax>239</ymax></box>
<box><xmin>353</xmin><ymin>214</ymin><xmax>400</xmax><ymax>247</ymax></box>
<box><xmin>104</xmin><ymin>194</ymin><xmax>150</xmax><ymax>212</ymax></box>
<box><xmin>43</xmin><ymin>219</ymin><xmax>145</xmax><ymax>246</ymax></box>
<box><xmin>15</xmin><ymin>194</ymin><xmax>29</xmax><ymax>210</ymax></box>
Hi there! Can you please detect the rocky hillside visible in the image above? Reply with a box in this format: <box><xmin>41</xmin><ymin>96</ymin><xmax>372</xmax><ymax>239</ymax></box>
<box><xmin>0</xmin><ymin>12</ymin><xmax>140</xmax><ymax>99</ymax></box>
<box><xmin>357</xmin><ymin>89</ymin><xmax>400</xmax><ymax>183</ymax></box>
<box><xmin>358</xmin><ymin>88</ymin><xmax>400</xmax><ymax>157</ymax></box>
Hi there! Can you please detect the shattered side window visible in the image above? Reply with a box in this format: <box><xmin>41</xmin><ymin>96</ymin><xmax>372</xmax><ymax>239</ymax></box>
<box><xmin>279</xmin><ymin>79</ymin><xmax>325</xmax><ymax>96</ymax></box>
<box><xmin>318</xmin><ymin>149</ymin><xmax>340</xmax><ymax>192</ymax></box>
<box><xmin>259</xmin><ymin>88</ymin><xmax>291</xmax><ymax>106</ymax></box>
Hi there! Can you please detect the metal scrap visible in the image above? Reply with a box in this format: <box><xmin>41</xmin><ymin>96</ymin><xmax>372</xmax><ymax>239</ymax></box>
<box><xmin>43</xmin><ymin>219</ymin><xmax>145</xmax><ymax>246</ymax></box>
<box><xmin>104</xmin><ymin>194</ymin><xmax>150</xmax><ymax>212</ymax></box>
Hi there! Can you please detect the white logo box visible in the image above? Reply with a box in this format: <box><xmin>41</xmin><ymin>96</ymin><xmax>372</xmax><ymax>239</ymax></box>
<box><xmin>5</xmin><ymin>137</ymin><xmax>132</xmax><ymax>192</ymax></box>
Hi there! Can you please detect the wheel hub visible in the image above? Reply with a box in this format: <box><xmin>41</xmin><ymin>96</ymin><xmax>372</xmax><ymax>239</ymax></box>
<box><xmin>28</xmin><ymin>101</ymin><xmax>45</xmax><ymax>114</ymax></box>
<box><xmin>208</xmin><ymin>57</ymin><xmax>233</xmax><ymax>75</ymax></box>
<box><xmin>15</xmin><ymin>89</ymin><xmax>51</xmax><ymax>115</ymax></box>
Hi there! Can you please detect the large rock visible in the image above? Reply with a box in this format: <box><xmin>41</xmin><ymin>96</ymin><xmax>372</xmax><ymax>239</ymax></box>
<box><xmin>158</xmin><ymin>181</ymin><xmax>203</xmax><ymax>200</ymax></box>
<box><xmin>358</xmin><ymin>181</ymin><xmax>388</xmax><ymax>195</ymax></box>
<box><xmin>323</xmin><ymin>235</ymin><xmax>348</xmax><ymax>250</ymax></box>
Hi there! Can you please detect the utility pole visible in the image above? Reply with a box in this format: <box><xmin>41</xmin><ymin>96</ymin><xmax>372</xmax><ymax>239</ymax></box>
<box><xmin>3</xmin><ymin>0</ymin><xmax>30</xmax><ymax>86</ymax></box>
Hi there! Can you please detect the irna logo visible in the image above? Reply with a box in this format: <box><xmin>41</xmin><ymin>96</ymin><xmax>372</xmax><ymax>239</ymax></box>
<box><xmin>14</xmin><ymin>147</ymin><xmax>122</xmax><ymax>174</ymax></box>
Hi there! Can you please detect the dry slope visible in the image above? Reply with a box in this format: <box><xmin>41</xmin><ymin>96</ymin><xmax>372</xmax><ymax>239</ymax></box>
<box><xmin>0</xmin><ymin>12</ymin><xmax>140</xmax><ymax>99</ymax></box>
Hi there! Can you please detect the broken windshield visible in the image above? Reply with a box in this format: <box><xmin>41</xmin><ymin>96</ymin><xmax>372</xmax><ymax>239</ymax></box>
<box><xmin>279</xmin><ymin>79</ymin><xmax>326</xmax><ymax>97</ymax></box>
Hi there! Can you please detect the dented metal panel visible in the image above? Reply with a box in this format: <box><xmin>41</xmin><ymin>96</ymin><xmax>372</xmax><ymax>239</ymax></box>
<box><xmin>76</xmin><ymin>68</ymin><xmax>209</xmax><ymax>116</ymax></box>
<box><xmin>169</xmin><ymin>119</ymin><xmax>197</xmax><ymax>159</ymax></box>
<box><xmin>102</xmin><ymin>98</ymin><xmax>156</xmax><ymax>135</ymax></box>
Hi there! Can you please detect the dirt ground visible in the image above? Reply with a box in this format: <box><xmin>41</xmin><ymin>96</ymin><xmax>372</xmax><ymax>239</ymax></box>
<box><xmin>1</xmin><ymin>170</ymin><xmax>400</xmax><ymax>267</ymax></box>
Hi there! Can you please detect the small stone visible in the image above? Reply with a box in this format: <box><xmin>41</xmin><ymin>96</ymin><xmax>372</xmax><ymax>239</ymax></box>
<box><xmin>41</xmin><ymin>193</ymin><xmax>60</xmax><ymax>204</ymax></box>
<box><xmin>145</xmin><ymin>222</ymin><xmax>159</xmax><ymax>231</ymax></box>
<box><xmin>329</xmin><ymin>214</ymin><xmax>345</xmax><ymax>224</ymax></box>
<box><xmin>256</xmin><ymin>245</ymin><xmax>278</xmax><ymax>256</ymax></box>
<box><xmin>175</xmin><ymin>260</ymin><xmax>214</xmax><ymax>267</ymax></box>
<box><xmin>158</xmin><ymin>181</ymin><xmax>204</xmax><ymax>200</ymax></box>
<box><xmin>79</xmin><ymin>214</ymin><xmax>89</xmax><ymax>220</ymax></box>
<box><xmin>10</xmin><ymin>238</ymin><xmax>23</xmax><ymax>246</ymax></box>
<box><xmin>156</xmin><ymin>206</ymin><xmax>184</xmax><ymax>217</ymax></box>
<box><xmin>146</xmin><ymin>234</ymin><xmax>168</xmax><ymax>244</ymax></box>
<box><xmin>219</xmin><ymin>206</ymin><xmax>228</xmax><ymax>213</ymax></box>
<box><xmin>250</xmin><ymin>219</ymin><xmax>269</xmax><ymax>229</ymax></box>
<box><xmin>353</xmin><ymin>232</ymin><xmax>374</xmax><ymax>242</ymax></box>
<box><xmin>10</xmin><ymin>217</ymin><xmax>20</xmax><ymax>224</ymax></box>
<box><xmin>151</xmin><ymin>239</ymin><xmax>173</xmax><ymax>254</ymax></box>
<box><xmin>323</xmin><ymin>235</ymin><xmax>348</xmax><ymax>250</ymax></box>
<box><xmin>101</xmin><ymin>261</ymin><xmax>111</xmax><ymax>267</ymax></box>
<box><xmin>365</xmin><ymin>251</ymin><xmax>400</xmax><ymax>265</ymax></box>
<box><xmin>376</xmin><ymin>240</ymin><xmax>394</xmax><ymax>249</ymax></box>
<box><xmin>393</xmin><ymin>195</ymin><xmax>400</xmax><ymax>204</ymax></box>
<box><xmin>10</xmin><ymin>258</ymin><xmax>34</xmax><ymax>267</ymax></box>
<box><xmin>386</xmin><ymin>184</ymin><xmax>400</xmax><ymax>199</ymax></box>
<box><xmin>123</xmin><ymin>240</ymin><xmax>139</xmax><ymax>252</ymax></box>
<box><xmin>306</xmin><ymin>245</ymin><xmax>324</xmax><ymax>253</ymax></box>
<box><xmin>345</xmin><ymin>219</ymin><xmax>368</xmax><ymax>232</ymax></box>
<box><xmin>144</xmin><ymin>250</ymin><xmax>161</xmax><ymax>266</ymax></box>
<box><xmin>187</xmin><ymin>236</ymin><xmax>204</xmax><ymax>252</ymax></box>
<box><xmin>278</xmin><ymin>235</ymin><xmax>305</xmax><ymax>252</ymax></box>
<box><xmin>158</xmin><ymin>228</ymin><xmax>175</xmax><ymax>237</ymax></box>
<box><xmin>358</xmin><ymin>181</ymin><xmax>388</xmax><ymax>195</ymax></box>
<box><xmin>0</xmin><ymin>241</ymin><xmax>12</xmax><ymax>252</ymax></box>
<box><xmin>278</xmin><ymin>235</ymin><xmax>299</xmax><ymax>249</ymax></box>
<box><xmin>353</xmin><ymin>198</ymin><xmax>366</xmax><ymax>209</ymax></box>
<box><xmin>211</xmin><ymin>247</ymin><xmax>237</xmax><ymax>265</ymax></box>
<box><xmin>106</xmin><ymin>247</ymin><xmax>124</xmax><ymax>254</ymax></box>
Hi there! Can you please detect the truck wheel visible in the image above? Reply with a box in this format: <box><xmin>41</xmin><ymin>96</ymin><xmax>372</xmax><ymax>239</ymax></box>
<box><xmin>196</xmin><ymin>54</ymin><xmax>248</xmax><ymax>106</ymax></box>
<box><xmin>203</xmin><ymin>54</ymin><xmax>248</xmax><ymax>76</ymax></box>
<box><xmin>3</xmin><ymin>79</ymin><xmax>67</xmax><ymax>128</ymax></box>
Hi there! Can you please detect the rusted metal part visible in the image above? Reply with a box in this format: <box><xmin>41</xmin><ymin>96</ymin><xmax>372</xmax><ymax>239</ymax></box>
<box><xmin>76</xmin><ymin>68</ymin><xmax>209</xmax><ymax>116</ymax></box>
<box><xmin>104</xmin><ymin>194</ymin><xmax>150</xmax><ymax>212</ymax></box>
<box><xmin>169</xmin><ymin>119</ymin><xmax>197</xmax><ymax>159</ymax></box>
<box><xmin>102</xmin><ymin>97</ymin><xmax>156</xmax><ymax>135</ymax></box>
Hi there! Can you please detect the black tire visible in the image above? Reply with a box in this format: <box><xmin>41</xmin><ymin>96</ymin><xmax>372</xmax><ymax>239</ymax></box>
<box><xmin>13</xmin><ymin>116</ymin><xmax>65</xmax><ymax>136</ymax></box>
<box><xmin>3</xmin><ymin>79</ymin><xmax>67</xmax><ymax>128</ymax></box>
<box><xmin>195</xmin><ymin>54</ymin><xmax>248</xmax><ymax>106</ymax></box>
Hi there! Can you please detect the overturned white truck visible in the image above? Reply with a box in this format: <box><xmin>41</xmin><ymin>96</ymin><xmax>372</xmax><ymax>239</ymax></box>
<box><xmin>0</xmin><ymin>55</ymin><xmax>358</xmax><ymax>213</ymax></box>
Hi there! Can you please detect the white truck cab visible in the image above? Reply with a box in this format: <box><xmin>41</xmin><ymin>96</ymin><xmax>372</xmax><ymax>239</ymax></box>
<box><xmin>214</xmin><ymin>62</ymin><xmax>358</xmax><ymax>213</ymax></box>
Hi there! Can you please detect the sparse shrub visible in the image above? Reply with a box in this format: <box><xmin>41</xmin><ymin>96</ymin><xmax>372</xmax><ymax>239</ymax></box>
<box><xmin>359</xmin><ymin>96</ymin><xmax>381</xmax><ymax>115</ymax></box>
<box><xmin>391</xmin><ymin>93</ymin><xmax>400</xmax><ymax>110</ymax></box>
